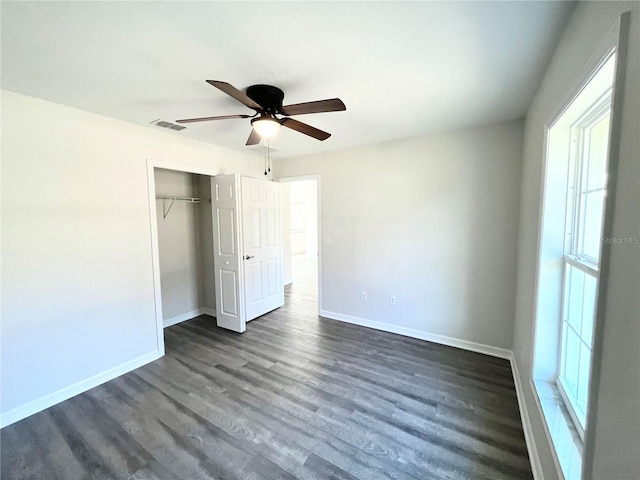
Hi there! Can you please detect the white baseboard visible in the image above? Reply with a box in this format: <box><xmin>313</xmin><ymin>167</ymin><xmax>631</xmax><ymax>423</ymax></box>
<box><xmin>163</xmin><ymin>308</ymin><xmax>203</xmax><ymax>328</ymax></box>
<box><xmin>163</xmin><ymin>307</ymin><xmax>216</xmax><ymax>328</ymax></box>
<box><xmin>0</xmin><ymin>350</ymin><xmax>161</xmax><ymax>429</ymax></box>
<box><xmin>510</xmin><ymin>353</ymin><xmax>544</xmax><ymax>480</ymax></box>
<box><xmin>319</xmin><ymin>310</ymin><xmax>512</xmax><ymax>359</ymax></box>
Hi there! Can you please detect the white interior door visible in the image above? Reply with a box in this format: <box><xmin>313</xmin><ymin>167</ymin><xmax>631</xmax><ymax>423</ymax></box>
<box><xmin>211</xmin><ymin>174</ymin><xmax>245</xmax><ymax>333</ymax></box>
<box><xmin>241</xmin><ymin>176</ymin><xmax>284</xmax><ymax>321</ymax></box>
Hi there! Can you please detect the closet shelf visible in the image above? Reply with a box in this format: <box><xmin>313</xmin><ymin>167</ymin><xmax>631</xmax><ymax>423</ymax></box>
<box><xmin>156</xmin><ymin>195</ymin><xmax>202</xmax><ymax>219</ymax></box>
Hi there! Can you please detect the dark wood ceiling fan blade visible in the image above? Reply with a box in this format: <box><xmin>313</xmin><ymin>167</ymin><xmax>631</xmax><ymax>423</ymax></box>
<box><xmin>280</xmin><ymin>98</ymin><xmax>346</xmax><ymax>116</ymax></box>
<box><xmin>246</xmin><ymin>128</ymin><xmax>261</xmax><ymax>146</ymax></box>
<box><xmin>206</xmin><ymin>80</ymin><xmax>263</xmax><ymax>110</ymax></box>
<box><xmin>280</xmin><ymin>118</ymin><xmax>331</xmax><ymax>141</ymax></box>
<box><xmin>176</xmin><ymin>114</ymin><xmax>252</xmax><ymax>124</ymax></box>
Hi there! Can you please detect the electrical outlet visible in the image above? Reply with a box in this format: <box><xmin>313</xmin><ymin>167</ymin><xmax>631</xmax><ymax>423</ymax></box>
<box><xmin>389</xmin><ymin>295</ymin><xmax>397</xmax><ymax>306</ymax></box>
<box><xmin>361</xmin><ymin>291</ymin><xmax>368</xmax><ymax>301</ymax></box>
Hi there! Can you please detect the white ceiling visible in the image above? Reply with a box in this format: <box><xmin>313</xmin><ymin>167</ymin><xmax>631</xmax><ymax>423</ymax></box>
<box><xmin>1</xmin><ymin>1</ymin><xmax>573</xmax><ymax>159</ymax></box>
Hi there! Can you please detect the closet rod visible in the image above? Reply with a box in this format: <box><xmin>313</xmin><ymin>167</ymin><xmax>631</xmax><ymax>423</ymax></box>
<box><xmin>156</xmin><ymin>195</ymin><xmax>202</xmax><ymax>219</ymax></box>
<box><xmin>156</xmin><ymin>195</ymin><xmax>201</xmax><ymax>202</ymax></box>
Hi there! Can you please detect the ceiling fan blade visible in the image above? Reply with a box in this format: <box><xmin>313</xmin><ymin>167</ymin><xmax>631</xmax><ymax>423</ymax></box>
<box><xmin>176</xmin><ymin>114</ymin><xmax>252</xmax><ymax>124</ymax></box>
<box><xmin>246</xmin><ymin>128</ymin><xmax>261</xmax><ymax>146</ymax></box>
<box><xmin>206</xmin><ymin>80</ymin><xmax>263</xmax><ymax>110</ymax></box>
<box><xmin>280</xmin><ymin>118</ymin><xmax>331</xmax><ymax>141</ymax></box>
<box><xmin>280</xmin><ymin>98</ymin><xmax>346</xmax><ymax>116</ymax></box>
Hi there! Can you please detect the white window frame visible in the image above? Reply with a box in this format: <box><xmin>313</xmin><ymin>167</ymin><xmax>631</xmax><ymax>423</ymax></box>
<box><xmin>557</xmin><ymin>88</ymin><xmax>612</xmax><ymax>440</ymax></box>
<box><xmin>566</xmin><ymin>93</ymin><xmax>612</xmax><ymax>264</ymax></box>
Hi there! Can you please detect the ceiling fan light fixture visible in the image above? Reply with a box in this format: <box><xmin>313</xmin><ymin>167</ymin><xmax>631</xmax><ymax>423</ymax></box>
<box><xmin>252</xmin><ymin>116</ymin><xmax>281</xmax><ymax>138</ymax></box>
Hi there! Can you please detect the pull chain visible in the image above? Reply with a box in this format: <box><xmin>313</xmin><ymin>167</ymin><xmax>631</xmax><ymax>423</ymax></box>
<box><xmin>264</xmin><ymin>140</ymin><xmax>268</xmax><ymax>175</ymax></box>
<box><xmin>263</xmin><ymin>140</ymin><xmax>273</xmax><ymax>176</ymax></box>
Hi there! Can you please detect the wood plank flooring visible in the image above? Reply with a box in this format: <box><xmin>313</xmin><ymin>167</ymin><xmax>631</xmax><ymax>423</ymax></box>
<box><xmin>1</xmin><ymin>257</ymin><xmax>532</xmax><ymax>479</ymax></box>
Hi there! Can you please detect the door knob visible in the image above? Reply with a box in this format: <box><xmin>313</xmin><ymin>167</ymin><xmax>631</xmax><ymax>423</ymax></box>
<box><xmin>244</xmin><ymin>255</ymin><xmax>255</xmax><ymax>260</ymax></box>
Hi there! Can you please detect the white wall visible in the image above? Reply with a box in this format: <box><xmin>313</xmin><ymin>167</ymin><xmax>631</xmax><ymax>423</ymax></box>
<box><xmin>0</xmin><ymin>90</ymin><xmax>263</xmax><ymax>425</ymax></box>
<box><xmin>275</xmin><ymin>120</ymin><xmax>523</xmax><ymax>352</ymax></box>
<box><xmin>511</xmin><ymin>3</ymin><xmax>639</xmax><ymax>479</ymax></box>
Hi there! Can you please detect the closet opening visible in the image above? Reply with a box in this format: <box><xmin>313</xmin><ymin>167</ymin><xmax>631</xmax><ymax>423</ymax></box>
<box><xmin>153</xmin><ymin>168</ymin><xmax>216</xmax><ymax>329</ymax></box>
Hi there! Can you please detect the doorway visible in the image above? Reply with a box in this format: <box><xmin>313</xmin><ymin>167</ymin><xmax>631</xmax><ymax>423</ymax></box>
<box><xmin>279</xmin><ymin>176</ymin><xmax>321</xmax><ymax>314</ymax></box>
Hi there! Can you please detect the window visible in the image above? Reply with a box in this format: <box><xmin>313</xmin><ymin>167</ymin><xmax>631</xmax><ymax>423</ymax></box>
<box><xmin>555</xmin><ymin>58</ymin><xmax>614</xmax><ymax>439</ymax></box>
<box><xmin>531</xmin><ymin>19</ymin><xmax>628</xmax><ymax>476</ymax></box>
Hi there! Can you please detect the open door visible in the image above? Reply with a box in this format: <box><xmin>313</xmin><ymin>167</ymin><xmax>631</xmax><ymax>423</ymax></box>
<box><xmin>210</xmin><ymin>174</ymin><xmax>284</xmax><ymax>332</ymax></box>
<box><xmin>211</xmin><ymin>174</ymin><xmax>246</xmax><ymax>333</ymax></box>
<box><xmin>241</xmin><ymin>176</ymin><xmax>284</xmax><ymax>320</ymax></box>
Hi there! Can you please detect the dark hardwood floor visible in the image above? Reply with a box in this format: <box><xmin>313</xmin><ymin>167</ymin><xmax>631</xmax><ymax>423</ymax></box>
<box><xmin>1</xmin><ymin>256</ymin><xmax>532</xmax><ymax>479</ymax></box>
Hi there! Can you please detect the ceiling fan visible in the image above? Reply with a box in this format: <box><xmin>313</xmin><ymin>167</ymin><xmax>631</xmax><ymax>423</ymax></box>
<box><xmin>177</xmin><ymin>81</ymin><xmax>346</xmax><ymax>145</ymax></box>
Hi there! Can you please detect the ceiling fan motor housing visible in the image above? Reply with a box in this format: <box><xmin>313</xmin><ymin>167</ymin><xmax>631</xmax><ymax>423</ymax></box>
<box><xmin>246</xmin><ymin>84</ymin><xmax>284</xmax><ymax>114</ymax></box>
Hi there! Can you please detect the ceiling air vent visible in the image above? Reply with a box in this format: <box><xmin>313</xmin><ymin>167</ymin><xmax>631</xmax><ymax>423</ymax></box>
<box><xmin>150</xmin><ymin>119</ymin><xmax>186</xmax><ymax>131</ymax></box>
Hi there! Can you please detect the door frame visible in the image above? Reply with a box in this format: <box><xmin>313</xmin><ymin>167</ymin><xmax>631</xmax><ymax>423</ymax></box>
<box><xmin>146</xmin><ymin>159</ymin><xmax>228</xmax><ymax>356</ymax></box>
<box><xmin>277</xmin><ymin>174</ymin><xmax>323</xmax><ymax>315</ymax></box>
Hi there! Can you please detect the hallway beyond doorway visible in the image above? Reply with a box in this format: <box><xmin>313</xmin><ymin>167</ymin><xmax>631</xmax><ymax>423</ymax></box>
<box><xmin>286</xmin><ymin>254</ymin><xmax>318</xmax><ymax>317</ymax></box>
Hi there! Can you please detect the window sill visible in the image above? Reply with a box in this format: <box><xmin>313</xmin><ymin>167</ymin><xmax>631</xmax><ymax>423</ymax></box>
<box><xmin>534</xmin><ymin>380</ymin><xmax>584</xmax><ymax>480</ymax></box>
